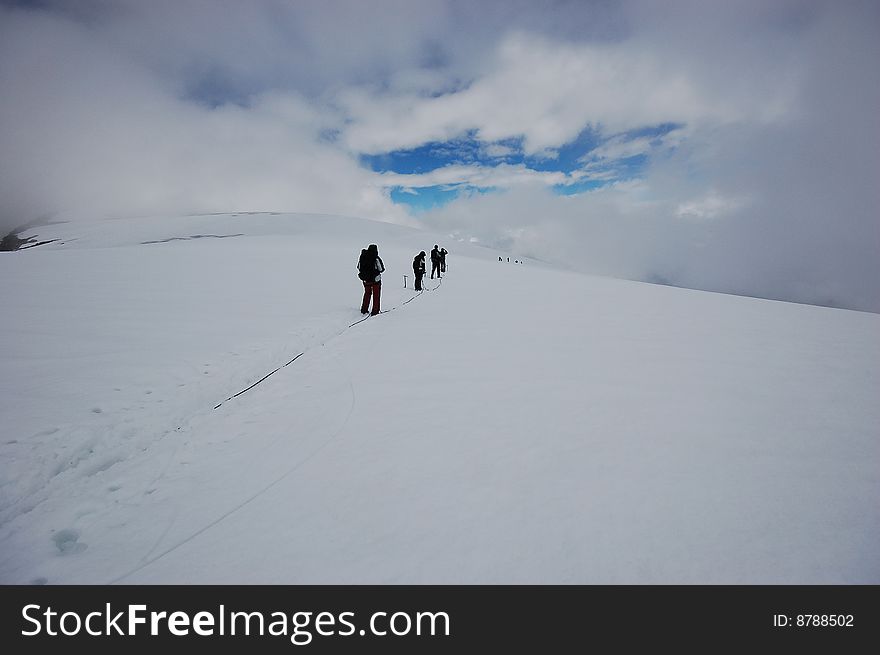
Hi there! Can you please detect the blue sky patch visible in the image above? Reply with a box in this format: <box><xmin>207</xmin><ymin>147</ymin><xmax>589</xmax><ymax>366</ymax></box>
<box><xmin>391</xmin><ymin>185</ymin><xmax>461</xmax><ymax>212</ymax></box>
<box><xmin>553</xmin><ymin>178</ymin><xmax>610</xmax><ymax>196</ymax></box>
<box><xmin>525</xmin><ymin>127</ymin><xmax>602</xmax><ymax>173</ymax></box>
<box><xmin>367</xmin><ymin>123</ymin><xmax>683</xmax><ymax>209</ymax></box>
<box><xmin>361</xmin><ymin>130</ymin><xmax>522</xmax><ymax>174</ymax></box>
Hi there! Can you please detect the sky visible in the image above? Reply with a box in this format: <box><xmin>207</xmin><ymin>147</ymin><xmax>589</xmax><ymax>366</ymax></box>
<box><xmin>1</xmin><ymin>0</ymin><xmax>878</xmax><ymax>311</ymax></box>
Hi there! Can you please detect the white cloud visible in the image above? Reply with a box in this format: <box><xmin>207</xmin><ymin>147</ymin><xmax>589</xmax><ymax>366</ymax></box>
<box><xmin>379</xmin><ymin>163</ymin><xmax>568</xmax><ymax>190</ymax></box>
<box><xmin>0</xmin><ymin>6</ymin><xmax>408</xmax><ymax>226</ymax></box>
<box><xmin>675</xmin><ymin>191</ymin><xmax>746</xmax><ymax>220</ymax></box>
<box><xmin>583</xmin><ymin>129</ymin><xmax>687</xmax><ymax>164</ymax></box>
<box><xmin>339</xmin><ymin>30</ymin><xmax>795</xmax><ymax>156</ymax></box>
<box><xmin>482</xmin><ymin>143</ymin><xmax>518</xmax><ymax>158</ymax></box>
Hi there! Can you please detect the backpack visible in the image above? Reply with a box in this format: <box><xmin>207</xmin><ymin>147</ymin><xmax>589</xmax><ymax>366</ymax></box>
<box><xmin>358</xmin><ymin>250</ymin><xmax>376</xmax><ymax>282</ymax></box>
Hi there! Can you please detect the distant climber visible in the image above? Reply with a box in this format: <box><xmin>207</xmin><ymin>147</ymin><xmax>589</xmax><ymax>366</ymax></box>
<box><xmin>413</xmin><ymin>251</ymin><xmax>426</xmax><ymax>291</ymax></box>
<box><xmin>440</xmin><ymin>247</ymin><xmax>448</xmax><ymax>273</ymax></box>
<box><xmin>430</xmin><ymin>245</ymin><xmax>441</xmax><ymax>279</ymax></box>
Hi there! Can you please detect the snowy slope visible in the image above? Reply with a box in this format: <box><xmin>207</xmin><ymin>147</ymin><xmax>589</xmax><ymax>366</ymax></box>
<box><xmin>1</xmin><ymin>212</ymin><xmax>878</xmax><ymax>584</ymax></box>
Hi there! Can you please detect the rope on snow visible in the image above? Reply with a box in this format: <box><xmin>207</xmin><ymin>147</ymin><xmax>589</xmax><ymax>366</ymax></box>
<box><xmin>213</xmin><ymin>278</ymin><xmax>443</xmax><ymax>410</ymax></box>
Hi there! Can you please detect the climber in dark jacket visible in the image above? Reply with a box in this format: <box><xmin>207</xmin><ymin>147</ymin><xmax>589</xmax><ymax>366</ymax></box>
<box><xmin>357</xmin><ymin>244</ymin><xmax>385</xmax><ymax>315</ymax></box>
<box><xmin>430</xmin><ymin>245</ymin><xmax>441</xmax><ymax>279</ymax></box>
<box><xmin>412</xmin><ymin>251</ymin><xmax>426</xmax><ymax>291</ymax></box>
